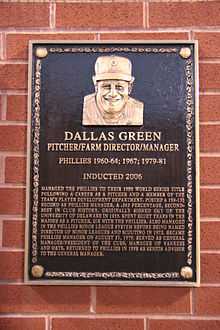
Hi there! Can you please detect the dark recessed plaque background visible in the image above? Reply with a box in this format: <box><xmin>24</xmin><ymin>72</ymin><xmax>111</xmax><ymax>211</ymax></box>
<box><xmin>26</xmin><ymin>41</ymin><xmax>199</xmax><ymax>285</ymax></box>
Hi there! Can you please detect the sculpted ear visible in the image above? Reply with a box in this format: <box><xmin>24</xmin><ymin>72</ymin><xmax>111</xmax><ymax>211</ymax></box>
<box><xmin>128</xmin><ymin>78</ymin><xmax>134</xmax><ymax>94</ymax></box>
<box><xmin>93</xmin><ymin>76</ymin><xmax>98</xmax><ymax>92</ymax></box>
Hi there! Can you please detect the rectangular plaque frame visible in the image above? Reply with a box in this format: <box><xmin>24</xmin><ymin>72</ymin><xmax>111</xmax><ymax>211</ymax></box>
<box><xmin>25</xmin><ymin>41</ymin><xmax>200</xmax><ymax>286</ymax></box>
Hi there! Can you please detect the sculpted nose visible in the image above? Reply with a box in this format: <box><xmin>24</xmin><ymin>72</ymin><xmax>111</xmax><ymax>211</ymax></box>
<box><xmin>110</xmin><ymin>85</ymin><xmax>117</xmax><ymax>97</ymax></box>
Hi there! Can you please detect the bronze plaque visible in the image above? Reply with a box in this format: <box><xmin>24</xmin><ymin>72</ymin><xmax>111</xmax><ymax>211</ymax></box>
<box><xmin>25</xmin><ymin>41</ymin><xmax>200</xmax><ymax>285</ymax></box>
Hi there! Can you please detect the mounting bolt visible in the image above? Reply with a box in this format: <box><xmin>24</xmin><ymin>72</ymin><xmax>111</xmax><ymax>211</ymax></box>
<box><xmin>31</xmin><ymin>265</ymin><xmax>44</xmax><ymax>278</ymax></box>
<box><xmin>180</xmin><ymin>266</ymin><xmax>193</xmax><ymax>279</ymax></box>
<box><xmin>35</xmin><ymin>47</ymin><xmax>48</xmax><ymax>58</ymax></box>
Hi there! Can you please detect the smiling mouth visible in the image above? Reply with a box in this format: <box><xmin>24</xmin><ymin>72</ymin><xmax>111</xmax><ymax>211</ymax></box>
<box><xmin>104</xmin><ymin>96</ymin><xmax>121</xmax><ymax>103</ymax></box>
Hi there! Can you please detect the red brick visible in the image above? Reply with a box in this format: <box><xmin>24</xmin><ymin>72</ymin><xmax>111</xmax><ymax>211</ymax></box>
<box><xmin>0</xmin><ymin>96</ymin><xmax>2</xmax><ymax>120</ymax></box>
<box><xmin>200</xmin><ymin>126</ymin><xmax>220</xmax><ymax>152</ymax></box>
<box><xmin>52</xmin><ymin>318</ymin><xmax>144</xmax><ymax>330</ymax></box>
<box><xmin>0</xmin><ymin>4</ymin><xmax>49</xmax><ymax>28</ymax></box>
<box><xmin>0</xmin><ymin>252</ymin><xmax>23</xmax><ymax>280</ymax></box>
<box><xmin>100</xmin><ymin>32</ymin><xmax>188</xmax><ymax>40</ymax></box>
<box><xmin>200</xmin><ymin>189</ymin><xmax>220</xmax><ymax>217</ymax></box>
<box><xmin>200</xmin><ymin>157</ymin><xmax>220</xmax><ymax>185</ymax></box>
<box><xmin>149</xmin><ymin>2</ymin><xmax>220</xmax><ymax>28</ymax></box>
<box><xmin>5</xmin><ymin>157</ymin><xmax>26</xmax><ymax>184</ymax></box>
<box><xmin>195</xmin><ymin>32</ymin><xmax>220</xmax><ymax>59</ymax></box>
<box><xmin>200</xmin><ymin>95</ymin><xmax>220</xmax><ymax>122</ymax></box>
<box><xmin>0</xmin><ymin>318</ymin><xmax>45</xmax><ymax>330</ymax></box>
<box><xmin>96</xmin><ymin>287</ymin><xmax>190</xmax><ymax>314</ymax></box>
<box><xmin>0</xmin><ymin>188</ymin><xmax>25</xmax><ymax>215</ymax></box>
<box><xmin>149</xmin><ymin>319</ymin><xmax>220</xmax><ymax>330</ymax></box>
<box><xmin>56</xmin><ymin>3</ymin><xmax>143</xmax><ymax>29</ymax></box>
<box><xmin>0</xmin><ymin>126</ymin><xmax>26</xmax><ymax>152</ymax></box>
<box><xmin>6</xmin><ymin>33</ymin><xmax>95</xmax><ymax>60</ymax></box>
<box><xmin>201</xmin><ymin>222</ymin><xmax>220</xmax><ymax>250</ymax></box>
<box><xmin>0</xmin><ymin>285</ymin><xmax>90</xmax><ymax>313</ymax></box>
<box><xmin>195</xmin><ymin>287</ymin><xmax>220</xmax><ymax>315</ymax></box>
<box><xmin>200</xmin><ymin>64</ymin><xmax>220</xmax><ymax>91</ymax></box>
<box><xmin>0</xmin><ymin>65</ymin><xmax>27</xmax><ymax>90</ymax></box>
<box><xmin>3</xmin><ymin>220</ymin><xmax>25</xmax><ymax>248</ymax></box>
<box><xmin>7</xmin><ymin>95</ymin><xmax>27</xmax><ymax>122</ymax></box>
<box><xmin>201</xmin><ymin>254</ymin><xmax>220</xmax><ymax>284</ymax></box>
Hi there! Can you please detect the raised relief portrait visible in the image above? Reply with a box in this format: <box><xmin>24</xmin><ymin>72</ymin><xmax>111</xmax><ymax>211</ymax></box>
<box><xmin>83</xmin><ymin>56</ymin><xmax>144</xmax><ymax>125</ymax></box>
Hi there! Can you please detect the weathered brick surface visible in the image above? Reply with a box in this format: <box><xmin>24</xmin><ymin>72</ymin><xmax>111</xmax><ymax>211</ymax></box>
<box><xmin>200</xmin><ymin>95</ymin><xmax>220</xmax><ymax>122</ymax></box>
<box><xmin>0</xmin><ymin>318</ymin><xmax>45</xmax><ymax>330</ymax></box>
<box><xmin>0</xmin><ymin>65</ymin><xmax>27</xmax><ymax>90</ymax></box>
<box><xmin>5</xmin><ymin>157</ymin><xmax>26</xmax><ymax>184</ymax></box>
<box><xmin>0</xmin><ymin>4</ymin><xmax>49</xmax><ymax>28</ymax></box>
<box><xmin>200</xmin><ymin>157</ymin><xmax>220</xmax><ymax>184</ymax></box>
<box><xmin>7</xmin><ymin>95</ymin><xmax>27</xmax><ymax>122</ymax></box>
<box><xmin>200</xmin><ymin>189</ymin><xmax>220</xmax><ymax>217</ymax></box>
<box><xmin>0</xmin><ymin>96</ymin><xmax>2</xmax><ymax>120</ymax></box>
<box><xmin>56</xmin><ymin>3</ymin><xmax>143</xmax><ymax>29</ymax></box>
<box><xmin>201</xmin><ymin>253</ymin><xmax>220</xmax><ymax>284</ymax></box>
<box><xmin>0</xmin><ymin>251</ymin><xmax>23</xmax><ymax>280</ymax></box>
<box><xmin>96</xmin><ymin>287</ymin><xmax>190</xmax><ymax>314</ymax></box>
<box><xmin>52</xmin><ymin>318</ymin><xmax>144</xmax><ymax>330</ymax></box>
<box><xmin>0</xmin><ymin>188</ymin><xmax>25</xmax><ymax>215</ymax></box>
<box><xmin>0</xmin><ymin>0</ymin><xmax>219</xmax><ymax>325</ymax></box>
<box><xmin>200</xmin><ymin>64</ymin><xmax>220</xmax><ymax>91</ymax></box>
<box><xmin>201</xmin><ymin>222</ymin><xmax>220</xmax><ymax>249</ymax></box>
<box><xmin>195</xmin><ymin>288</ymin><xmax>220</xmax><ymax>315</ymax></box>
<box><xmin>149</xmin><ymin>319</ymin><xmax>220</xmax><ymax>330</ymax></box>
<box><xmin>6</xmin><ymin>33</ymin><xmax>95</xmax><ymax>60</ymax></box>
<box><xmin>150</xmin><ymin>2</ymin><xmax>220</xmax><ymax>28</ymax></box>
<box><xmin>100</xmin><ymin>32</ymin><xmax>188</xmax><ymax>40</ymax></box>
<box><xmin>200</xmin><ymin>126</ymin><xmax>220</xmax><ymax>152</ymax></box>
<box><xmin>2</xmin><ymin>220</ymin><xmax>25</xmax><ymax>248</ymax></box>
<box><xmin>0</xmin><ymin>285</ymin><xmax>90</xmax><ymax>313</ymax></box>
<box><xmin>195</xmin><ymin>32</ymin><xmax>220</xmax><ymax>59</ymax></box>
<box><xmin>0</xmin><ymin>126</ymin><xmax>26</xmax><ymax>152</ymax></box>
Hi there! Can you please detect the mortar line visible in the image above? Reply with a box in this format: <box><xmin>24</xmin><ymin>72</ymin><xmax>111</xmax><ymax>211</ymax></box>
<box><xmin>200</xmin><ymin>121</ymin><xmax>220</xmax><ymax>125</ymax></box>
<box><xmin>0</xmin><ymin>152</ymin><xmax>26</xmax><ymax>157</ymax></box>
<box><xmin>0</xmin><ymin>121</ymin><xmax>27</xmax><ymax>126</ymax></box>
<box><xmin>50</xmin><ymin>2</ymin><xmax>56</xmax><ymax>30</ymax></box>
<box><xmin>0</xmin><ymin>218</ymin><xmax>25</xmax><ymax>222</ymax></box>
<box><xmin>200</xmin><ymin>218</ymin><xmax>220</xmax><ymax>222</ymax></box>
<box><xmin>200</xmin><ymin>91</ymin><xmax>220</xmax><ymax>95</ymax></box>
<box><xmin>200</xmin><ymin>152</ymin><xmax>220</xmax><ymax>157</ymax></box>
<box><xmin>90</xmin><ymin>286</ymin><xmax>97</xmax><ymax>313</ymax></box>
<box><xmin>0</xmin><ymin>91</ymin><xmax>27</xmax><ymax>96</ymax></box>
<box><xmin>0</xmin><ymin>247</ymin><xmax>24</xmax><ymax>252</ymax></box>
<box><xmin>0</xmin><ymin>220</ymin><xmax>3</xmax><ymax>248</ymax></box>
<box><xmin>0</xmin><ymin>60</ymin><xmax>28</xmax><ymax>64</ymax></box>
<box><xmin>144</xmin><ymin>317</ymin><xmax>148</xmax><ymax>330</ymax></box>
<box><xmin>2</xmin><ymin>32</ymin><xmax>6</xmax><ymax>61</ymax></box>
<box><xmin>191</xmin><ymin>288</ymin><xmax>195</xmax><ymax>315</ymax></box>
<box><xmin>1</xmin><ymin>93</ymin><xmax>7</xmax><ymax>120</ymax></box>
<box><xmin>200</xmin><ymin>185</ymin><xmax>220</xmax><ymax>189</ymax></box>
<box><xmin>0</xmin><ymin>33</ymin><xmax>3</xmax><ymax>60</ymax></box>
<box><xmin>201</xmin><ymin>250</ymin><xmax>220</xmax><ymax>254</ymax></box>
<box><xmin>143</xmin><ymin>1</ymin><xmax>146</xmax><ymax>29</ymax></box>
<box><xmin>0</xmin><ymin>313</ymin><xmax>219</xmax><ymax>320</ymax></box>
<box><xmin>3</xmin><ymin>27</ymin><xmax>220</xmax><ymax>33</ymax></box>
<box><xmin>0</xmin><ymin>154</ymin><xmax>5</xmax><ymax>184</ymax></box>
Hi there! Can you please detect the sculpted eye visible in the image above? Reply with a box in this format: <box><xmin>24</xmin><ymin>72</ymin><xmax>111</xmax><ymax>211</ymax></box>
<box><xmin>102</xmin><ymin>84</ymin><xmax>111</xmax><ymax>90</ymax></box>
<box><xmin>116</xmin><ymin>85</ymin><xmax>124</xmax><ymax>91</ymax></box>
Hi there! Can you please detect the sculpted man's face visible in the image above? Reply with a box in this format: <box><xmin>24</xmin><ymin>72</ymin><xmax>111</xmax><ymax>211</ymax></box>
<box><xmin>95</xmin><ymin>80</ymin><xmax>131</xmax><ymax>114</ymax></box>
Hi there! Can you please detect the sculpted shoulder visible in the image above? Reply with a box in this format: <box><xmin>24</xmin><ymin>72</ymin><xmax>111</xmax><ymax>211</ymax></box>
<box><xmin>128</xmin><ymin>97</ymin><xmax>144</xmax><ymax>111</ymax></box>
<box><xmin>126</xmin><ymin>97</ymin><xmax>144</xmax><ymax>126</ymax></box>
<box><xmin>83</xmin><ymin>93</ymin><xmax>96</xmax><ymax>106</ymax></box>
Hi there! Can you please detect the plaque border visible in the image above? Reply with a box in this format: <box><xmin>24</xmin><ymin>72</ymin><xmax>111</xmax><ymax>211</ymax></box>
<box><xmin>25</xmin><ymin>40</ymin><xmax>200</xmax><ymax>286</ymax></box>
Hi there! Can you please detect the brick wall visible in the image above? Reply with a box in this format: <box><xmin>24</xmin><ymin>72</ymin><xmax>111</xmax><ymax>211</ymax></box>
<box><xmin>0</xmin><ymin>1</ymin><xmax>219</xmax><ymax>329</ymax></box>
